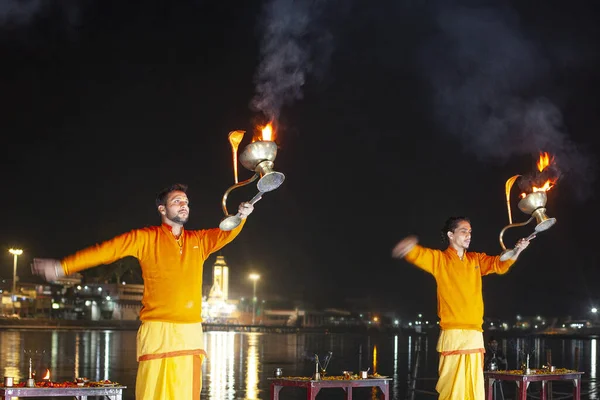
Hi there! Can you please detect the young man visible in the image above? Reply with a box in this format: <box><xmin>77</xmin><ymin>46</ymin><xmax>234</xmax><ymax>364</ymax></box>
<box><xmin>392</xmin><ymin>216</ymin><xmax>531</xmax><ymax>400</ymax></box>
<box><xmin>31</xmin><ymin>183</ymin><xmax>254</xmax><ymax>399</ymax></box>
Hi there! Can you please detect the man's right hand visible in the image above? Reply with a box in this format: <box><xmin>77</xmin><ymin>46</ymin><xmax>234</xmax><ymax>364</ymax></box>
<box><xmin>391</xmin><ymin>235</ymin><xmax>418</xmax><ymax>259</ymax></box>
<box><xmin>31</xmin><ymin>258</ymin><xmax>65</xmax><ymax>282</ymax></box>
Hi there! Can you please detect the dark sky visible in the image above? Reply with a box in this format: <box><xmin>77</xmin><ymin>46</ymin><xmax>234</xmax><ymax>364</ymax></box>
<box><xmin>1</xmin><ymin>0</ymin><xmax>599</xmax><ymax>321</ymax></box>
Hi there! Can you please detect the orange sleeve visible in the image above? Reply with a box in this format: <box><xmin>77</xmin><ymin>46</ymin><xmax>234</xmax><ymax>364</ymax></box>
<box><xmin>404</xmin><ymin>244</ymin><xmax>441</xmax><ymax>275</ymax></box>
<box><xmin>478</xmin><ymin>253</ymin><xmax>516</xmax><ymax>275</ymax></box>
<box><xmin>198</xmin><ymin>218</ymin><xmax>247</xmax><ymax>256</ymax></box>
<box><xmin>61</xmin><ymin>230</ymin><xmax>144</xmax><ymax>275</ymax></box>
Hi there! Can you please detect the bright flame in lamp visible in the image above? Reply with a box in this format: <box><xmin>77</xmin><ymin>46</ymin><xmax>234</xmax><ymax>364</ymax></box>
<box><xmin>253</xmin><ymin>121</ymin><xmax>275</xmax><ymax>142</ymax></box>
<box><xmin>42</xmin><ymin>369</ymin><xmax>50</xmax><ymax>380</ymax></box>
<box><xmin>521</xmin><ymin>152</ymin><xmax>557</xmax><ymax>198</ymax></box>
<box><xmin>537</xmin><ymin>152</ymin><xmax>553</xmax><ymax>171</ymax></box>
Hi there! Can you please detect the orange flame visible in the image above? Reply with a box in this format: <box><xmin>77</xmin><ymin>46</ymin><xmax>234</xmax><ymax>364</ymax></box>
<box><xmin>532</xmin><ymin>180</ymin><xmax>554</xmax><ymax>193</ymax></box>
<box><xmin>43</xmin><ymin>369</ymin><xmax>50</xmax><ymax>380</ymax></box>
<box><xmin>262</xmin><ymin>123</ymin><xmax>273</xmax><ymax>141</ymax></box>
<box><xmin>253</xmin><ymin>121</ymin><xmax>276</xmax><ymax>142</ymax></box>
<box><xmin>520</xmin><ymin>152</ymin><xmax>557</xmax><ymax>198</ymax></box>
<box><xmin>536</xmin><ymin>151</ymin><xmax>553</xmax><ymax>172</ymax></box>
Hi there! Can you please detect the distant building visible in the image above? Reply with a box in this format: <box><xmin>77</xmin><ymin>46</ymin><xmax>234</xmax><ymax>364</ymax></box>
<box><xmin>208</xmin><ymin>255</ymin><xmax>229</xmax><ymax>301</ymax></box>
<box><xmin>204</xmin><ymin>255</ymin><xmax>238</xmax><ymax>322</ymax></box>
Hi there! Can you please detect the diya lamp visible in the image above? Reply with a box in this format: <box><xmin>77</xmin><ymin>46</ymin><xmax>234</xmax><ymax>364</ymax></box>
<box><xmin>219</xmin><ymin>123</ymin><xmax>285</xmax><ymax>231</ymax></box>
<box><xmin>499</xmin><ymin>152</ymin><xmax>558</xmax><ymax>261</ymax></box>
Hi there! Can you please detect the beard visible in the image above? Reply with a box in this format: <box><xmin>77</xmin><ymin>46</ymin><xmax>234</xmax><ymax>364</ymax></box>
<box><xmin>166</xmin><ymin>210</ymin><xmax>189</xmax><ymax>225</ymax></box>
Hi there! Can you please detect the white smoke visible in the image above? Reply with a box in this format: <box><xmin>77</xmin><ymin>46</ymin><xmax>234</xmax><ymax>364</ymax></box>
<box><xmin>251</xmin><ymin>0</ymin><xmax>334</xmax><ymax>121</ymax></box>
<box><xmin>420</xmin><ymin>3</ymin><xmax>595</xmax><ymax>199</ymax></box>
<box><xmin>0</xmin><ymin>0</ymin><xmax>42</xmax><ymax>24</ymax></box>
<box><xmin>0</xmin><ymin>0</ymin><xmax>84</xmax><ymax>27</ymax></box>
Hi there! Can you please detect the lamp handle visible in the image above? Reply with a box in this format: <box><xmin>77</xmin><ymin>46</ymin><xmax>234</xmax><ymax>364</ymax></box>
<box><xmin>221</xmin><ymin>173</ymin><xmax>259</xmax><ymax>217</ymax></box>
<box><xmin>498</xmin><ymin>216</ymin><xmax>534</xmax><ymax>251</ymax></box>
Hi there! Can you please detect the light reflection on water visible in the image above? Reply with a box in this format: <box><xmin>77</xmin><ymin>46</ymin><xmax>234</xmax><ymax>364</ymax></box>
<box><xmin>0</xmin><ymin>329</ymin><xmax>599</xmax><ymax>399</ymax></box>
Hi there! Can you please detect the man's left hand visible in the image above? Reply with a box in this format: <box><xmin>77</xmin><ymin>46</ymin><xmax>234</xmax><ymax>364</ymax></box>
<box><xmin>238</xmin><ymin>202</ymin><xmax>254</xmax><ymax>219</ymax></box>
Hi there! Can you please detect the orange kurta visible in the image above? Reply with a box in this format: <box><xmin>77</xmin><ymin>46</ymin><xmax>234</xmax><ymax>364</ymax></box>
<box><xmin>61</xmin><ymin>220</ymin><xmax>246</xmax><ymax>323</ymax></box>
<box><xmin>404</xmin><ymin>245</ymin><xmax>515</xmax><ymax>331</ymax></box>
<box><xmin>405</xmin><ymin>245</ymin><xmax>517</xmax><ymax>400</ymax></box>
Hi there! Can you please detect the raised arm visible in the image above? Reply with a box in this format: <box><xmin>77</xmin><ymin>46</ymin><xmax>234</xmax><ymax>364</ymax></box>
<box><xmin>392</xmin><ymin>235</ymin><xmax>440</xmax><ymax>275</ymax></box>
<box><xmin>200</xmin><ymin>202</ymin><xmax>254</xmax><ymax>255</ymax></box>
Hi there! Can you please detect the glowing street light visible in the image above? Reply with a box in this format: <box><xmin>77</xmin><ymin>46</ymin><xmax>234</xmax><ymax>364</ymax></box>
<box><xmin>8</xmin><ymin>248</ymin><xmax>23</xmax><ymax>314</ymax></box>
<box><xmin>249</xmin><ymin>273</ymin><xmax>260</xmax><ymax>325</ymax></box>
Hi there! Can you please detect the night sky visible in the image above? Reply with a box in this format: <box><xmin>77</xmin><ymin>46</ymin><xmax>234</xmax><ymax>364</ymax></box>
<box><xmin>2</xmin><ymin>0</ymin><xmax>599</xmax><ymax>321</ymax></box>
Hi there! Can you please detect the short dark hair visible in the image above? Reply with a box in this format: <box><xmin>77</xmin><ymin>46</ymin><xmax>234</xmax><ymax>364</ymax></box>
<box><xmin>441</xmin><ymin>216</ymin><xmax>470</xmax><ymax>244</ymax></box>
<box><xmin>156</xmin><ymin>183</ymin><xmax>188</xmax><ymax>207</ymax></box>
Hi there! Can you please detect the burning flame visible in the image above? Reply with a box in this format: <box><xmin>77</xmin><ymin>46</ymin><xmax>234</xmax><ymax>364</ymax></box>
<box><xmin>253</xmin><ymin>121</ymin><xmax>275</xmax><ymax>142</ymax></box>
<box><xmin>43</xmin><ymin>369</ymin><xmax>50</xmax><ymax>380</ymax></box>
<box><xmin>520</xmin><ymin>152</ymin><xmax>557</xmax><ymax>198</ymax></box>
<box><xmin>262</xmin><ymin>123</ymin><xmax>273</xmax><ymax>141</ymax></box>
<box><xmin>537</xmin><ymin>151</ymin><xmax>553</xmax><ymax>172</ymax></box>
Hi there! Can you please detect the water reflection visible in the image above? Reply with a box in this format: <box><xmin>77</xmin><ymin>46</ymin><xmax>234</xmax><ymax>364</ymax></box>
<box><xmin>393</xmin><ymin>335</ymin><xmax>400</xmax><ymax>399</ymax></box>
<box><xmin>2</xmin><ymin>331</ymin><xmax>21</xmax><ymax>380</ymax></box>
<box><xmin>51</xmin><ymin>331</ymin><xmax>58</xmax><ymax>375</ymax></box>
<box><xmin>591</xmin><ymin>339</ymin><xmax>597</xmax><ymax>400</ymax></box>
<box><xmin>204</xmin><ymin>331</ymin><xmax>238</xmax><ymax>400</ymax></box>
<box><xmin>104</xmin><ymin>331</ymin><xmax>111</xmax><ymax>380</ymax></box>
<box><xmin>74</xmin><ymin>333</ymin><xmax>80</xmax><ymax>378</ymax></box>
<box><xmin>372</xmin><ymin>345</ymin><xmax>378</xmax><ymax>373</ymax></box>
<box><xmin>407</xmin><ymin>336</ymin><xmax>412</xmax><ymax>370</ymax></box>
<box><xmin>592</xmin><ymin>339</ymin><xmax>597</xmax><ymax>378</ymax></box>
<box><xmin>245</xmin><ymin>333</ymin><xmax>260</xmax><ymax>399</ymax></box>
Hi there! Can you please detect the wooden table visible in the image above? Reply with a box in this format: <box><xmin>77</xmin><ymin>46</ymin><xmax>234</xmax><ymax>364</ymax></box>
<box><xmin>484</xmin><ymin>370</ymin><xmax>583</xmax><ymax>400</ymax></box>
<box><xmin>0</xmin><ymin>385</ymin><xmax>127</xmax><ymax>399</ymax></box>
<box><xmin>269</xmin><ymin>377</ymin><xmax>391</xmax><ymax>399</ymax></box>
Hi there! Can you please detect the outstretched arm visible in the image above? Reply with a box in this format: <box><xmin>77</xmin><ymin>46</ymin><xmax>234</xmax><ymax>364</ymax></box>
<box><xmin>201</xmin><ymin>202</ymin><xmax>255</xmax><ymax>254</ymax></box>
<box><xmin>391</xmin><ymin>235</ymin><xmax>418</xmax><ymax>259</ymax></box>
<box><xmin>31</xmin><ymin>259</ymin><xmax>65</xmax><ymax>282</ymax></box>
<box><xmin>392</xmin><ymin>236</ymin><xmax>440</xmax><ymax>275</ymax></box>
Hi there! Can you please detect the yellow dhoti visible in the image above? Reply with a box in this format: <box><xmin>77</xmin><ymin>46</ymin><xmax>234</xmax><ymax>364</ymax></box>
<box><xmin>136</xmin><ymin>321</ymin><xmax>206</xmax><ymax>400</ymax></box>
<box><xmin>435</xmin><ymin>329</ymin><xmax>485</xmax><ymax>400</ymax></box>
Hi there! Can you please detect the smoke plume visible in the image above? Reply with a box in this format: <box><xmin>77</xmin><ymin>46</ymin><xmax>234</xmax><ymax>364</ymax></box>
<box><xmin>0</xmin><ymin>0</ymin><xmax>42</xmax><ymax>24</ymax></box>
<box><xmin>0</xmin><ymin>0</ymin><xmax>85</xmax><ymax>28</ymax></box>
<box><xmin>420</xmin><ymin>3</ymin><xmax>596</xmax><ymax>199</ymax></box>
<box><xmin>251</xmin><ymin>0</ymin><xmax>333</xmax><ymax>122</ymax></box>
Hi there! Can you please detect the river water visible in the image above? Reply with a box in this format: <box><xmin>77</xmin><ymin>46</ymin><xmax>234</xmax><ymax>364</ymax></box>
<box><xmin>0</xmin><ymin>328</ymin><xmax>598</xmax><ymax>399</ymax></box>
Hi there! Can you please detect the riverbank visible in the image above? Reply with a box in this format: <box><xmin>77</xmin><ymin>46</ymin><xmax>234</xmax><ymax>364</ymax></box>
<box><xmin>0</xmin><ymin>317</ymin><xmax>406</xmax><ymax>334</ymax></box>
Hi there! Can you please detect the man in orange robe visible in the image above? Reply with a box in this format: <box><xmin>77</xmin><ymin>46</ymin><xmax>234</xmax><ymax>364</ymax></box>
<box><xmin>392</xmin><ymin>216</ymin><xmax>532</xmax><ymax>400</ymax></box>
<box><xmin>31</xmin><ymin>183</ymin><xmax>254</xmax><ymax>399</ymax></box>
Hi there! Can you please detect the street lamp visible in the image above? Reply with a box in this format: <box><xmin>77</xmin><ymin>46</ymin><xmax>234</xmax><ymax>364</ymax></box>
<box><xmin>249</xmin><ymin>273</ymin><xmax>260</xmax><ymax>325</ymax></box>
<box><xmin>8</xmin><ymin>248</ymin><xmax>23</xmax><ymax>314</ymax></box>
